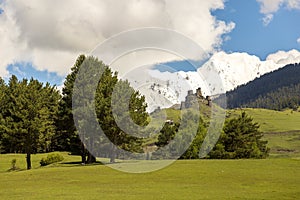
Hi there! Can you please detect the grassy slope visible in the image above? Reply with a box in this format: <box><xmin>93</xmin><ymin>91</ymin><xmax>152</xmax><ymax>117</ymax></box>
<box><xmin>164</xmin><ymin>105</ymin><xmax>300</xmax><ymax>133</ymax></box>
<box><xmin>0</xmin><ymin>153</ymin><xmax>300</xmax><ymax>200</ymax></box>
<box><xmin>158</xmin><ymin>107</ymin><xmax>300</xmax><ymax>157</ymax></box>
<box><xmin>227</xmin><ymin>108</ymin><xmax>300</xmax><ymax>132</ymax></box>
<box><xmin>228</xmin><ymin>108</ymin><xmax>300</xmax><ymax>157</ymax></box>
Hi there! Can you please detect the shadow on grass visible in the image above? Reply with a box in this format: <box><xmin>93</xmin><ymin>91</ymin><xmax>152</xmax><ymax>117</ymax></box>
<box><xmin>7</xmin><ymin>168</ymin><xmax>26</xmax><ymax>172</ymax></box>
<box><xmin>60</xmin><ymin>161</ymin><xmax>104</xmax><ymax>166</ymax></box>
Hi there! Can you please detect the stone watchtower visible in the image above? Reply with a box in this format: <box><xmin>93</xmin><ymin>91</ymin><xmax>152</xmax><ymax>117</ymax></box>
<box><xmin>184</xmin><ymin>90</ymin><xmax>196</xmax><ymax>108</ymax></box>
<box><xmin>196</xmin><ymin>87</ymin><xmax>203</xmax><ymax>99</ymax></box>
<box><xmin>180</xmin><ymin>87</ymin><xmax>212</xmax><ymax>110</ymax></box>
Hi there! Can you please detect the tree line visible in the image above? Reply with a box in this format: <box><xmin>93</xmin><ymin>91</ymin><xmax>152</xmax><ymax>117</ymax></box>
<box><xmin>0</xmin><ymin>76</ymin><xmax>60</xmax><ymax>169</ymax></box>
<box><xmin>0</xmin><ymin>55</ymin><xmax>269</xmax><ymax>170</ymax></box>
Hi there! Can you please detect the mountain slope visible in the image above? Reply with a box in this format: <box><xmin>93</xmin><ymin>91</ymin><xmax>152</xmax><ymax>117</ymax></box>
<box><xmin>125</xmin><ymin>49</ymin><xmax>300</xmax><ymax>111</ymax></box>
<box><xmin>223</xmin><ymin>63</ymin><xmax>300</xmax><ymax>110</ymax></box>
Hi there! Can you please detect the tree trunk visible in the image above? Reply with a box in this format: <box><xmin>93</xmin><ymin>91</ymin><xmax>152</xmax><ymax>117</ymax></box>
<box><xmin>87</xmin><ymin>151</ymin><xmax>96</xmax><ymax>163</ymax></box>
<box><xmin>81</xmin><ymin>142</ymin><xmax>86</xmax><ymax>164</ymax></box>
<box><xmin>146</xmin><ymin>152</ymin><xmax>150</xmax><ymax>160</ymax></box>
<box><xmin>110</xmin><ymin>143</ymin><xmax>116</xmax><ymax>163</ymax></box>
<box><xmin>26</xmin><ymin>152</ymin><xmax>31</xmax><ymax>170</ymax></box>
<box><xmin>25</xmin><ymin>131</ymin><xmax>32</xmax><ymax>170</ymax></box>
<box><xmin>86</xmin><ymin>135</ymin><xmax>96</xmax><ymax>164</ymax></box>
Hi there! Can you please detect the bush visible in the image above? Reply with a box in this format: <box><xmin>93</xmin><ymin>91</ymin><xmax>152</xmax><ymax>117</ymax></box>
<box><xmin>40</xmin><ymin>153</ymin><xmax>64</xmax><ymax>166</ymax></box>
<box><xmin>209</xmin><ymin>112</ymin><xmax>269</xmax><ymax>159</ymax></box>
<box><xmin>9</xmin><ymin>158</ymin><xmax>19</xmax><ymax>171</ymax></box>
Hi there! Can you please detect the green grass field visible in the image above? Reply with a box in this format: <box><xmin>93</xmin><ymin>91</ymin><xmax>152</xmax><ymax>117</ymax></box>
<box><xmin>0</xmin><ymin>153</ymin><xmax>300</xmax><ymax>200</ymax></box>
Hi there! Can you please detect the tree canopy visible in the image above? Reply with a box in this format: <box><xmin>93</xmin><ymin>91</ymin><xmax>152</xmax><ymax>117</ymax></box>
<box><xmin>209</xmin><ymin>112</ymin><xmax>269</xmax><ymax>159</ymax></box>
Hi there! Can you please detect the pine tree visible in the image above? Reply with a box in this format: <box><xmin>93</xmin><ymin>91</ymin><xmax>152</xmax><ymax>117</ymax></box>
<box><xmin>210</xmin><ymin>112</ymin><xmax>269</xmax><ymax>159</ymax></box>
<box><xmin>0</xmin><ymin>76</ymin><xmax>60</xmax><ymax>169</ymax></box>
<box><xmin>57</xmin><ymin>55</ymin><xmax>90</xmax><ymax>163</ymax></box>
<box><xmin>0</xmin><ymin>77</ymin><xmax>7</xmax><ymax>153</ymax></box>
<box><xmin>60</xmin><ymin>56</ymin><xmax>148</xmax><ymax>163</ymax></box>
<box><xmin>94</xmin><ymin>59</ymin><xmax>149</xmax><ymax>162</ymax></box>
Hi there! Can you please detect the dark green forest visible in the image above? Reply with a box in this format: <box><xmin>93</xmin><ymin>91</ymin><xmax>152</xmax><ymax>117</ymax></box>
<box><xmin>0</xmin><ymin>55</ymin><xmax>269</xmax><ymax>170</ymax></box>
<box><xmin>222</xmin><ymin>63</ymin><xmax>300</xmax><ymax>110</ymax></box>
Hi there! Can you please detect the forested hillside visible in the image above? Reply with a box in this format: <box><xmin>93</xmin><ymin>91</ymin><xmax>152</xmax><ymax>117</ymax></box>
<box><xmin>223</xmin><ymin>63</ymin><xmax>300</xmax><ymax>110</ymax></box>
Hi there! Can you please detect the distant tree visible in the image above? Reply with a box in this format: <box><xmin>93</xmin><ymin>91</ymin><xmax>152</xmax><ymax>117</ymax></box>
<box><xmin>154</xmin><ymin>110</ymin><xmax>206</xmax><ymax>159</ymax></box>
<box><xmin>210</xmin><ymin>112</ymin><xmax>269</xmax><ymax>159</ymax></box>
<box><xmin>180</xmin><ymin>115</ymin><xmax>206</xmax><ymax>159</ymax></box>
<box><xmin>155</xmin><ymin>123</ymin><xmax>178</xmax><ymax>148</ymax></box>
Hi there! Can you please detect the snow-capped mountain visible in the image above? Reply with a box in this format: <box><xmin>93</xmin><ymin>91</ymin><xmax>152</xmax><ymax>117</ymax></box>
<box><xmin>199</xmin><ymin>49</ymin><xmax>300</xmax><ymax>94</ymax></box>
<box><xmin>125</xmin><ymin>49</ymin><xmax>300</xmax><ymax>112</ymax></box>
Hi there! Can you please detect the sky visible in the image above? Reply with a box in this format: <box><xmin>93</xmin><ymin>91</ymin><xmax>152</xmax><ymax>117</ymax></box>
<box><xmin>214</xmin><ymin>0</ymin><xmax>300</xmax><ymax>60</ymax></box>
<box><xmin>0</xmin><ymin>0</ymin><xmax>299</xmax><ymax>87</ymax></box>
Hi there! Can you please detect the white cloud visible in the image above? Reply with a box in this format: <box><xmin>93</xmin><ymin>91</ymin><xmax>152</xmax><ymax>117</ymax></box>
<box><xmin>262</xmin><ymin>14</ymin><xmax>274</xmax><ymax>26</ymax></box>
<box><xmin>257</xmin><ymin>0</ymin><xmax>300</xmax><ymax>24</ymax></box>
<box><xmin>266</xmin><ymin>49</ymin><xmax>300</xmax><ymax>64</ymax></box>
<box><xmin>286</xmin><ymin>0</ymin><xmax>300</xmax><ymax>9</ymax></box>
<box><xmin>0</xmin><ymin>0</ymin><xmax>235</xmax><ymax>78</ymax></box>
<box><xmin>297</xmin><ymin>37</ymin><xmax>300</xmax><ymax>44</ymax></box>
<box><xmin>257</xmin><ymin>0</ymin><xmax>284</xmax><ymax>13</ymax></box>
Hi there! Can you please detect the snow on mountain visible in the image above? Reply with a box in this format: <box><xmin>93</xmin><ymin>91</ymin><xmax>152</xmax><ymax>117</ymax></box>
<box><xmin>199</xmin><ymin>49</ymin><xmax>300</xmax><ymax>94</ymax></box>
<box><xmin>121</xmin><ymin>66</ymin><xmax>208</xmax><ymax>112</ymax></box>
<box><xmin>125</xmin><ymin>49</ymin><xmax>300</xmax><ymax>111</ymax></box>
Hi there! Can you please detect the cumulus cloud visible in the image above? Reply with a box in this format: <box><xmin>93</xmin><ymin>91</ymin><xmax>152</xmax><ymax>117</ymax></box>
<box><xmin>266</xmin><ymin>49</ymin><xmax>300</xmax><ymax>64</ymax></box>
<box><xmin>0</xmin><ymin>0</ymin><xmax>235</xmax><ymax>78</ymax></box>
<box><xmin>257</xmin><ymin>0</ymin><xmax>300</xmax><ymax>25</ymax></box>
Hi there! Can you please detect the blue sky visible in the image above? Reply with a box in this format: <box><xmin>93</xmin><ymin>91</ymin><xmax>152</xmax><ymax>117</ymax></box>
<box><xmin>213</xmin><ymin>0</ymin><xmax>300</xmax><ymax>60</ymax></box>
<box><xmin>1</xmin><ymin>0</ymin><xmax>300</xmax><ymax>85</ymax></box>
<box><xmin>6</xmin><ymin>63</ymin><xmax>63</xmax><ymax>85</ymax></box>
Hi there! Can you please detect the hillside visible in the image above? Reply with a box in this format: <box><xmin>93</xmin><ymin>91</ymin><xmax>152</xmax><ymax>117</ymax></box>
<box><xmin>155</xmin><ymin>105</ymin><xmax>300</xmax><ymax>158</ymax></box>
<box><xmin>221</xmin><ymin>63</ymin><xmax>300</xmax><ymax>110</ymax></box>
<box><xmin>227</xmin><ymin>108</ymin><xmax>300</xmax><ymax>157</ymax></box>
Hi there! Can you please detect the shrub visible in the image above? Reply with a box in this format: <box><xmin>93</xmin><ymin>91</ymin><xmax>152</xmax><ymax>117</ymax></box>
<box><xmin>9</xmin><ymin>158</ymin><xmax>19</xmax><ymax>171</ymax></box>
<box><xmin>40</xmin><ymin>153</ymin><xmax>64</xmax><ymax>166</ymax></box>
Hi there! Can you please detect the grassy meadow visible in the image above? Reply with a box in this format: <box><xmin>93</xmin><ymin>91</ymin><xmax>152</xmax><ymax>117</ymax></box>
<box><xmin>0</xmin><ymin>153</ymin><xmax>300</xmax><ymax>200</ymax></box>
<box><xmin>1</xmin><ymin>108</ymin><xmax>300</xmax><ymax>199</ymax></box>
<box><xmin>228</xmin><ymin>108</ymin><xmax>300</xmax><ymax>132</ymax></box>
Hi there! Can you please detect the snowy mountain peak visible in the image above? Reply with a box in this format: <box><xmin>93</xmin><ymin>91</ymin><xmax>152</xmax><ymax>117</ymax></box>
<box><xmin>126</xmin><ymin>49</ymin><xmax>300</xmax><ymax>111</ymax></box>
<box><xmin>199</xmin><ymin>49</ymin><xmax>300</xmax><ymax>94</ymax></box>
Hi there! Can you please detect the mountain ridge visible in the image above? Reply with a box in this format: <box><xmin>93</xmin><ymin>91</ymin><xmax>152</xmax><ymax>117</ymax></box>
<box><xmin>129</xmin><ymin>49</ymin><xmax>300</xmax><ymax>111</ymax></box>
<box><xmin>221</xmin><ymin>63</ymin><xmax>300</xmax><ymax>110</ymax></box>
